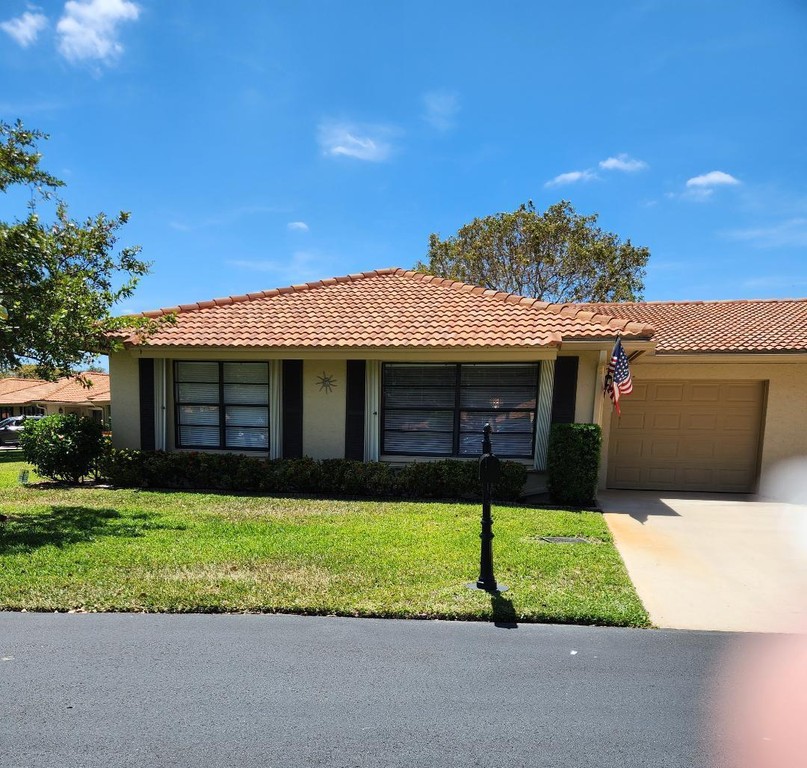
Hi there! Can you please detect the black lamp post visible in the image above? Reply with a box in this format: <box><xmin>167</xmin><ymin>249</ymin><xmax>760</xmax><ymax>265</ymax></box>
<box><xmin>467</xmin><ymin>423</ymin><xmax>508</xmax><ymax>593</ymax></box>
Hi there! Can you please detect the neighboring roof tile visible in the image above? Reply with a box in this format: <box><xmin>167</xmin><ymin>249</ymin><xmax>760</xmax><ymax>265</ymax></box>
<box><xmin>581</xmin><ymin>299</ymin><xmax>807</xmax><ymax>353</ymax></box>
<box><xmin>38</xmin><ymin>373</ymin><xmax>110</xmax><ymax>404</ymax></box>
<box><xmin>0</xmin><ymin>378</ymin><xmax>50</xmax><ymax>400</ymax></box>
<box><xmin>129</xmin><ymin>268</ymin><xmax>654</xmax><ymax>349</ymax></box>
<box><xmin>0</xmin><ymin>374</ymin><xmax>110</xmax><ymax>405</ymax></box>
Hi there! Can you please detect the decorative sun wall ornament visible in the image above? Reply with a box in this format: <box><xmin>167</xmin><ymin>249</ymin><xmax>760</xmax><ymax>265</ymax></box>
<box><xmin>316</xmin><ymin>371</ymin><xmax>337</xmax><ymax>393</ymax></box>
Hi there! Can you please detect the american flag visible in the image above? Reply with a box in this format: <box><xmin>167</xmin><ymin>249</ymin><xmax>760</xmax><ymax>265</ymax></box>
<box><xmin>604</xmin><ymin>337</ymin><xmax>633</xmax><ymax>416</ymax></box>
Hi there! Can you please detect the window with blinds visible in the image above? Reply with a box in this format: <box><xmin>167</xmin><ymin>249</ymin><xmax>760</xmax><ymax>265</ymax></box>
<box><xmin>175</xmin><ymin>362</ymin><xmax>269</xmax><ymax>450</ymax></box>
<box><xmin>382</xmin><ymin>363</ymin><xmax>538</xmax><ymax>458</ymax></box>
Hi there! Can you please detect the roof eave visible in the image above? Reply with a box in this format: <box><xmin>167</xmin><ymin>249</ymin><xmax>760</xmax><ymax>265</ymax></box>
<box><xmin>650</xmin><ymin>348</ymin><xmax>807</xmax><ymax>357</ymax></box>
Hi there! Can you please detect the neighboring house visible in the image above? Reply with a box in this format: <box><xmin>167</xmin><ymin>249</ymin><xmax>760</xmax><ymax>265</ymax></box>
<box><xmin>109</xmin><ymin>269</ymin><xmax>807</xmax><ymax>494</ymax></box>
<box><xmin>0</xmin><ymin>374</ymin><xmax>111</xmax><ymax>425</ymax></box>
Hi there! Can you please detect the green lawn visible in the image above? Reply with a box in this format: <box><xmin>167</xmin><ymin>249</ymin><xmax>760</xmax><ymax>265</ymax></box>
<box><xmin>0</xmin><ymin>460</ymin><xmax>648</xmax><ymax>626</ymax></box>
<box><xmin>0</xmin><ymin>450</ymin><xmax>38</xmax><ymax>485</ymax></box>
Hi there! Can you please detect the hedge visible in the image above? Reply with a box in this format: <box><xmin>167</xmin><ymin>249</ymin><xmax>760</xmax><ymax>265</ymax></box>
<box><xmin>546</xmin><ymin>423</ymin><xmax>602</xmax><ymax>506</ymax></box>
<box><xmin>98</xmin><ymin>449</ymin><xmax>528</xmax><ymax>501</ymax></box>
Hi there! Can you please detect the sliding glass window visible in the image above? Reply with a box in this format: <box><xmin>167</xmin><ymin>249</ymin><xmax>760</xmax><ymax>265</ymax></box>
<box><xmin>175</xmin><ymin>362</ymin><xmax>269</xmax><ymax>450</ymax></box>
<box><xmin>382</xmin><ymin>363</ymin><xmax>538</xmax><ymax>458</ymax></box>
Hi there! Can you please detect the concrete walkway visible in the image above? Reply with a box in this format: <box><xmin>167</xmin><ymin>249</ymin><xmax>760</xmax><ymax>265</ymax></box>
<box><xmin>599</xmin><ymin>490</ymin><xmax>807</xmax><ymax>633</ymax></box>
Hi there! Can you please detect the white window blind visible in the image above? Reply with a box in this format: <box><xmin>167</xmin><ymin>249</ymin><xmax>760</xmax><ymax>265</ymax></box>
<box><xmin>174</xmin><ymin>362</ymin><xmax>269</xmax><ymax>450</ymax></box>
<box><xmin>382</xmin><ymin>363</ymin><xmax>538</xmax><ymax>458</ymax></box>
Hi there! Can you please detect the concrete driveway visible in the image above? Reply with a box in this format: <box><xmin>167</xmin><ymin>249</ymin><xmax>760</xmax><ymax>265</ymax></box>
<box><xmin>599</xmin><ymin>491</ymin><xmax>807</xmax><ymax>633</ymax></box>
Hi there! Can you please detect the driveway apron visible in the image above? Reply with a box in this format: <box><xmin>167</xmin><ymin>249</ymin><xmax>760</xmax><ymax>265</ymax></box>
<box><xmin>599</xmin><ymin>490</ymin><xmax>807</xmax><ymax>633</ymax></box>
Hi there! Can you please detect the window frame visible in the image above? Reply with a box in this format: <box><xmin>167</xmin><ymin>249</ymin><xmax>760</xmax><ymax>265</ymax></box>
<box><xmin>381</xmin><ymin>362</ymin><xmax>539</xmax><ymax>459</ymax></box>
<box><xmin>173</xmin><ymin>361</ymin><xmax>270</xmax><ymax>451</ymax></box>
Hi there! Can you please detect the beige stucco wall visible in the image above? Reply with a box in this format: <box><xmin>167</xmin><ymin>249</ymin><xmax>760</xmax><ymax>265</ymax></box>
<box><xmin>568</xmin><ymin>350</ymin><xmax>602</xmax><ymax>423</ymax></box>
<box><xmin>595</xmin><ymin>357</ymin><xmax>807</xmax><ymax>489</ymax></box>
<box><xmin>302</xmin><ymin>359</ymin><xmax>346</xmax><ymax>460</ymax></box>
<box><xmin>109</xmin><ymin>351</ymin><xmax>142</xmax><ymax>449</ymax></box>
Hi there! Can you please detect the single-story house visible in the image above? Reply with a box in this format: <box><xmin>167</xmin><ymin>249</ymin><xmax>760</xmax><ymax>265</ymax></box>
<box><xmin>109</xmin><ymin>268</ymin><xmax>807</xmax><ymax>494</ymax></box>
<box><xmin>0</xmin><ymin>374</ymin><xmax>111</xmax><ymax>425</ymax></box>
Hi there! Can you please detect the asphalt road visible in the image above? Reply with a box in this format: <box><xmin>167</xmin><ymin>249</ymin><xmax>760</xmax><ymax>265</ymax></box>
<box><xmin>1</xmin><ymin>614</ymin><xmax>742</xmax><ymax>768</ymax></box>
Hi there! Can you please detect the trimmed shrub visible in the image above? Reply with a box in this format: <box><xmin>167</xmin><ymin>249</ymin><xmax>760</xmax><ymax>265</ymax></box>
<box><xmin>98</xmin><ymin>451</ymin><xmax>527</xmax><ymax>501</ymax></box>
<box><xmin>19</xmin><ymin>413</ymin><xmax>106</xmax><ymax>484</ymax></box>
<box><xmin>495</xmin><ymin>460</ymin><xmax>529</xmax><ymax>502</ymax></box>
<box><xmin>546</xmin><ymin>423</ymin><xmax>602</xmax><ymax>506</ymax></box>
<box><xmin>98</xmin><ymin>447</ymin><xmax>148</xmax><ymax>487</ymax></box>
<box><xmin>397</xmin><ymin>459</ymin><xmax>474</xmax><ymax>499</ymax></box>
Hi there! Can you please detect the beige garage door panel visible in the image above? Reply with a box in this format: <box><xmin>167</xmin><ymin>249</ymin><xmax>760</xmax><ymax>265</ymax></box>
<box><xmin>607</xmin><ymin>380</ymin><xmax>765</xmax><ymax>493</ymax></box>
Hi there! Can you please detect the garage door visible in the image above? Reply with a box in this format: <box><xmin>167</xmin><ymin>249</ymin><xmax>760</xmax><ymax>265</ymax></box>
<box><xmin>607</xmin><ymin>380</ymin><xmax>765</xmax><ymax>493</ymax></box>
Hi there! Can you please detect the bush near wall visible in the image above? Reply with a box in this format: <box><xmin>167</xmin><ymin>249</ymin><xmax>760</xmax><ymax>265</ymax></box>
<box><xmin>546</xmin><ymin>423</ymin><xmax>602</xmax><ymax>507</ymax></box>
<box><xmin>98</xmin><ymin>450</ymin><xmax>528</xmax><ymax>501</ymax></box>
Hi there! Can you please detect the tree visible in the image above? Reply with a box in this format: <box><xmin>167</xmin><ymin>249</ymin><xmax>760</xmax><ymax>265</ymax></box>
<box><xmin>0</xmin><ymin>120</ymin><xmax>160</xmax><ymax>380</ymax></box>
<box><xmin>0</xmin><ymin>363</ymin><xmax>45</xmax><ymax>379</ymax></box>
<box><xmin>415</xmin><ymin>200</ymin><xmax>649</xmax><ymax>303</ymax></box>
<box><xmin>0</xmin><ymin>362</ymin><xmax>106</xmax><ymax>379</ymax></box>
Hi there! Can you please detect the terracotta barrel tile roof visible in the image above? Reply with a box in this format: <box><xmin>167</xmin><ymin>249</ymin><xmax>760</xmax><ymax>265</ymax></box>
<box><xmin>131</xmin><ymin>268</ymin><xmax>653</xmax><ymax>349</ymax></box>
<box><xmin>582</xmin><ymin>299</ymin><xmax>807</xmax><ymax>353</ymax></box>
<box><xmin>0</xmin><ymin>374</ymin><xmax>110</xmax><ymax>405</ymax></box>
<box><xmin>0</xmin><ymin>378</ymin><xmax>50</xmax><ymax>398</ymax></box>
<box><xmin>38</xmin><ymin>373</ymin><xmax>110</xmax><ymax>403</ymax></box>
<box><xmin>0</xmin><ymin>378</ymin><xmax>55</xmax><ymax>403</ymax></box>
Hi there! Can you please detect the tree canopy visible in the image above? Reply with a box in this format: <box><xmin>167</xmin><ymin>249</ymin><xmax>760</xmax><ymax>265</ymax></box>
<box><xmin>0</xmin><ymin>120</ymin><xmax>158</xmax><ymax>379</ymax></box>
<box><xmin>415</xmin><ymin>200</ymin><xmax>649</xmax><ymax>303</ymax></box>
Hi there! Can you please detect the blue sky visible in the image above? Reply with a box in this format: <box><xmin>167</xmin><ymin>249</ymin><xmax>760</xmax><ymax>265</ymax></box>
<box><xmin>2</xmin><ymin>0</ymin><xmax>806</xmax><ymax>313</ymax></box>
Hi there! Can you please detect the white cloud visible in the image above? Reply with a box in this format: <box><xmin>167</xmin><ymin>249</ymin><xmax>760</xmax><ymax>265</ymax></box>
<box><xmin>544</xmin><ymin>169</ymin><xmax>598</xmax><ymax>188</ymax></box>
<box><xmin>226</xmin><ymin>251</ymin><xmax>329</xmax><ymax>285</ymax></box>
<box><xmin>599</xmin><ymin>153</ymin><xmax>648</xmax><ymax>172</ymax></box>
<box><xmin>0</xmin><ymin>99</ymin><xmax>64</xmax><ymax>114</ymax></box>
<box><xmin>56</xmin><ymin>0</ymin><xmax>140</xmax><ymax>63</ymax></box>
<box><xmin>742</xmin><ymin>275</ymin><xmax>807</xmax><ymax>290</ymax></box>
<box><xmin>287</xmin><ymin>221</ymin><xmax>309</xmax><ymax>232</ymax></box>
<box><xmin>1</xmin><ymin>10</ymin><xmax>48</xmax><ymax>47</ymax></box>
<box><xmin>686</xmin><ymin>170</ymin><xmax>740</xmax><ymax>188</ymax></box>
<box><xmin>422</xmin><ymin>90</ymin><xmax>460</xmax><ymax>132</ymax></box>
<box><xmin>726</xmin><ymin>218</ymin><xmax>807</xmax><ymax>249</ymax></box>
<box><xmin>317</xmin><ymin>120</ymin><xmax>395</xmax><ymax>162</ymax></box>
<box><xmin>667</xmin><ymin>171</ymin><xmax>742</xmax><ymax>202</ymax></box>
<box><xmin>168</xmin><ymin>204</ymin><xmax>285</xmax><ymax>232</ymax></box>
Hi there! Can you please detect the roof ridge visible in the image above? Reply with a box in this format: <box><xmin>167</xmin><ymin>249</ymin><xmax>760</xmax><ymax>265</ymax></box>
<box><xmin>398</xmin><ymin>269</ymin><xmax>550</xmax><ymax>308</ymax></box>
<box><xmin>0</xmin><ymin>377</ymin><xmax>49</xmax><ymax>389</ymax></box>
<box><xmin>581</xmin><ymin>297</ymin><xmax>807</xmax><ymax>307</ymax></box>
<box><xmin>393</xmin><ymin>271</ymin><xmax>655</xmax><ymax>337</ymax></box>
<box><xmin>549</xmin><ymin>302</ymin><xmax>656</xmax><ymax>337</ymax></box>
<box><xmin>139</xmin><ymin>268</ymin><xmax>403</xmax><ymax>318</ymax></box>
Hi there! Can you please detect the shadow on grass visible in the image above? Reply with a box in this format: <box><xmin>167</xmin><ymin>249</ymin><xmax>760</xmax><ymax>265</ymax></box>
<box><xmin>0</xmin><ymin>506</ymin><xmax>177</xmax><ymax>554</ymax></box>
<box><xmin>94</xmin><ymin>485</ymin><xmax>533</xmax><ymax>510</ymax></box>
<box><xmin>491</xmin><ymin>591</ymin><xmax>519</xmax><ymax>629</ymax></box>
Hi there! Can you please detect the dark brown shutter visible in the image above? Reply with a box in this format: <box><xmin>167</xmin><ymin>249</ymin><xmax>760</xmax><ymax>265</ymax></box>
<box><xmin>139</xmin><ymin>358</ymin><xmax>155</xmax><ymax>450</ymax></box>
<box><xmin>551</xmin><ymin>356</ymin><xmax>579</xmax><ymax>424</ymax></box>
<box><xmin>345</xmin><ymin>360</ymin><xmax>366</xmax><ymax>460</ymax></box>
<box><xmin>282</xmin><ymin>360</ymin><xmax>303</xmax><ymax>458</ymax></box>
